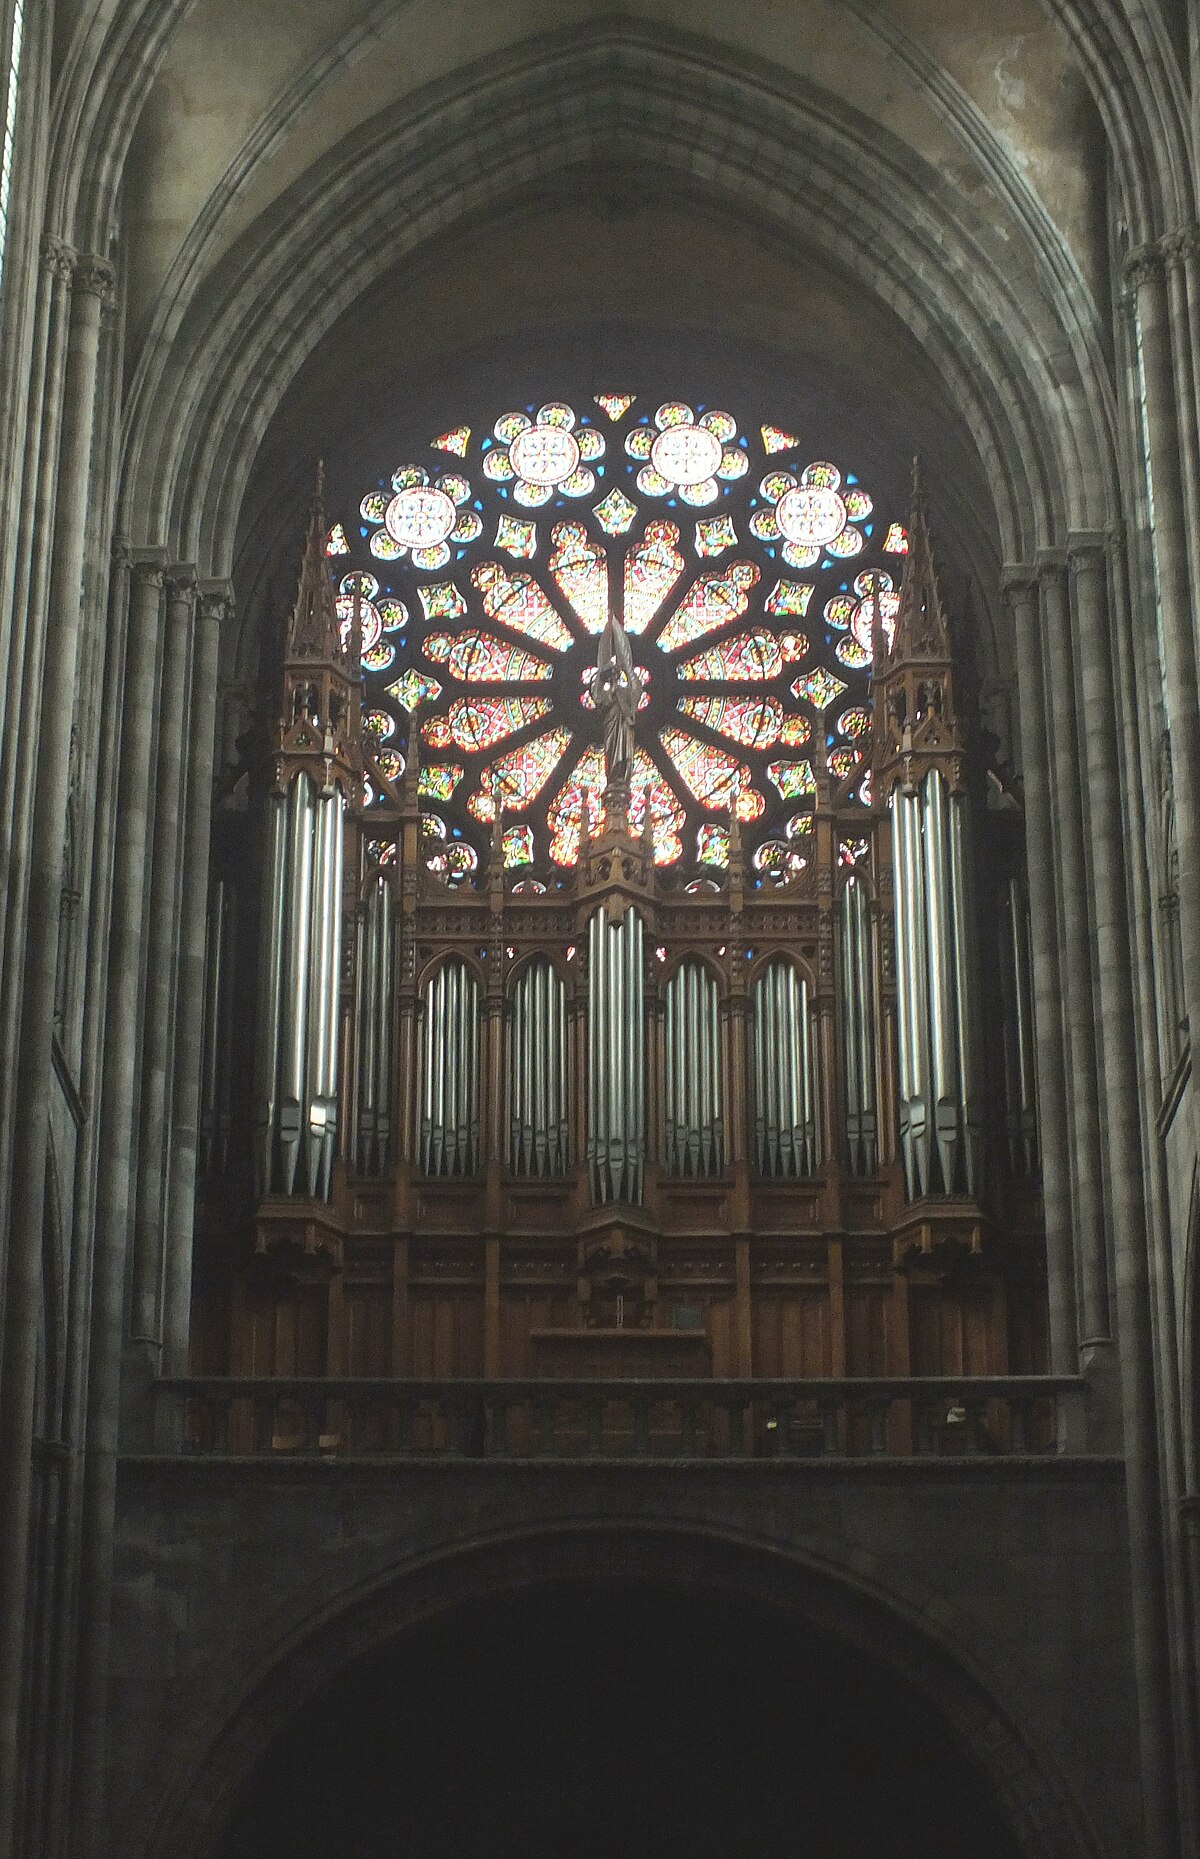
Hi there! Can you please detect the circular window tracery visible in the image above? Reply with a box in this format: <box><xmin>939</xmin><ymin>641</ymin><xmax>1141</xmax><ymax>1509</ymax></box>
<box><xmin>330</xmin><ymin>396</ymin><xmax>908</xmax><ymax>886</ymax></box>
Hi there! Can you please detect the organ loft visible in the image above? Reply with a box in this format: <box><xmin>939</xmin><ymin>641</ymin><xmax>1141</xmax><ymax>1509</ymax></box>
<box><xmin>190</xmin><ymin>399</ymin><xmax>1047</xmax><ymax>1415</ymax></box>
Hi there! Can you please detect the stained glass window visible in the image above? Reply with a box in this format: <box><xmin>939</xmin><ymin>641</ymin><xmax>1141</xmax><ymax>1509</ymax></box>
<box><xmin>335</xmin><ymin>395</ymin><xmax>898</xmax><ymax>882</ymax></box>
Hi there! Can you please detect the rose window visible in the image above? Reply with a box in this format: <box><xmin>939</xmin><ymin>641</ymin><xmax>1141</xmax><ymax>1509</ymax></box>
<box><xmin>332</xmin><ymin>395</ymin><xmax>901</xmax><ymax>887</ymax></box>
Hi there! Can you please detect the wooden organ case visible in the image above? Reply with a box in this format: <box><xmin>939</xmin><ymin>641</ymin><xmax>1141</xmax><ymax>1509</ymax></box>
<box><xmin>191</xmin><ymin>460</ymin><xmax>1048</xmax><ymax>1395</ymax></box>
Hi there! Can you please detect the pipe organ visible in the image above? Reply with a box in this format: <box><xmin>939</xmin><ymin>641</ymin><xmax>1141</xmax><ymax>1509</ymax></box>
<box><xmin>192</xmin><ymin>443</ymin><xmax>1048</xmax><ymax>1391</ymax></box>
<box><xmin>663</xmin><ymin>959</ymin><xmax>723</xmax><ymax>1179</ymax></box>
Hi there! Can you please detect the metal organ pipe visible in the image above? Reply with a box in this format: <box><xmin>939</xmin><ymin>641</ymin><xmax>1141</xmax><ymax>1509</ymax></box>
<box><xmin>889</xmin><ymin>774</ymin><xmax>981</xmax><ymax>1198</ymax></box>
<box><xmin>752</xmin><ymin>959</ymin><xmax>817</xmax><ymax>1178</ymax></box>
<box><xmin>840</xmin><ymin>876</ymin><xmax>877</xmax><ymax>1174</ymax></box>
<box><xmin>586</xmin><ymin>906</ymin><xmax>645</xmax><ymax>1204</ymax></box>
<box><xmin>419</xmin><ymin>957</ymin><xmax>480</xmax><ymax>1178</ymax></box>
<box><xmin>509</xmin><ymin>958</ymin><xmax>567</xmax><ymax>1176</ymax></box>
<box><xmin>355</xmin><ymin>875</ymin><xmax>393</xmax><ymax>1176</ymax></box>
<box><xmin>664</xmin><ymin>960</ymin><xmax>723</xmax><ymax>1177</ymax></box>
<box><xmin>999</xmin><ymin>875</ymin><xmax>1038</xmax><ymax>1177</ymax></box>
<box><xmin>252</xmin><ymin>772</ymin><xmax>347</xmax><ymax>1199</ymax></box>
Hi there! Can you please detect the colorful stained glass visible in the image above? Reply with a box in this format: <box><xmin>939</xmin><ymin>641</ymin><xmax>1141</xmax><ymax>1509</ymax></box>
<box><xmin>418</xmin><ymin>764</ymin><xmax>465</xmax><ymax>801</ymax></box>
<box><xmin>696</xmin><ymin>515</ymin><xmax>737</xmax><ymax>557</ymax></box>
<box><xmin>624</xmin><ymin>521</ymin><xmax>684</xmax><ymax>634</ymax></box>
<box><xmin>374</xmin><ymin>749</ymin><xmax>405</xmax><ymax>783</ymax></box>
<box><xmin>336</xmin><ymin>594</ymin><xmax>382</xmax><ymax>653</ymax></box>
<box><xmin>427</xmin><ymin>841</ymin><xmax>478</xmax><ymax>883</ymax></box>
<box><xmin>657</xmin><ymin>561</ymin><xmax>760</xmax><ymax>653</ymax></box>
<box><xmin>424</xmin><ymin>629</ymin><xmax>552</xmax><ymax>683</ymax></box>
<box><xmin>791</xmin><ymin>667</ymin><xmax>846</xmax><ymax>710</ymax></box>
<box><xmin>844</xmin><ymin>487</ymin><xmax>873</xmax><ymax>520</ymax></box>
<box><xmin>660</xmin><ymin>727</ymin><xmax>761</xmax><ymax>816</ymax></box>
<box><xmin>780</xmin><ymin>713</ymin><xmax>812</xmax><ymax>747</ymax></box>
<box><xmin>849</xmin><ymin>573</ymin><xmax>900</xmax><ymax>653</ymax></box>
<box><xmin>425</xmin><ymin>694</ymin><xmax>550</xmax><ymax>755</ymax></box>
<box><xmin>547</xmin><ymin>747</ymin><xmax>607</xmax><ymax>865</ymax></box>
<box><xmin>360</xmin><ymin>492</ymin><xmax>390</xmax><ymax>523</ymax></box>
<box><xmin>379</xmin><ymin>598</ymin><xmax>408</xmax><ymax>631</ymax></box>
<box><xmin>472</xmin><ymin>561</ymin><xmax>573</xmax><ymax>652</ymax></box>
<box><xmin>766</xmin><ymin>760</ymin><xmax>816</xmax><ymax>800</ymax></box>
<box><xmin>837</xmin><ymin>706</ymin><xmax>871</xmax><ymax>742</ymax></box>
<box><xmin>826</xmin><ymin>529</ymin><xmax>863</xmax><ymax>559</ymax></box>
<box><xmin>754</xmin><ymin>839</ymin><xmax>805</xmax><ymax>882</ymax></box>
<box><xmin>549</xmin><ymin>522</ymin><xmax>608</xmax><ymax>634</ymax></box>
<box><xmin>593</xmin><ymin>487</ymin><xmax>638</xmax><ymax>535</ymax></box>
<box><xmin>503</xmin><ymin>823</ymin><xmax>534</xmax><ymax>867</ymax></box>
<box><xmin>325</xmin><ymin>523</ymin><xmax>350</xmax><ymax>556</ymax></box>
<box><xmin>857</xmin><ymin>769</ymin><xmax>874</xmax><ymax>808</ymax></box>
<box><xmin>828</xmin><ymin>747</ymin><xmax>862</xmax><ymax>782</ymax></box>
<box><xmin>839</xmin><ymin>836</ymin><xmax>869</xmax><ymax>866</ymax></box>
<box><xmin>697</xmin><ymin>822</ymin><xmax>730</xmax><ymax>868</ymax></box>
<box><xmin>387</xmin><ymin>670</ymin><xmax>442</xmax><ymax>711</ymax></box>
<box><xmin>419</xmin><ymin>581</ymin><xmax>467</xmax><ymax>622</ymax></box>
<box><xmin>766</xmin><ymin>579</ymin><xmax>813</xmax><ymax>617</ymax></box>
<box><xmin>628</xmin><ymin>750</ymin><xmax>686</xmax><ymax>864</ymax></box>
<box><xmin>366</xmin><ymin>839</ymin><xmax>397</xmax><ymax>867</ymax></box>
<box><xmin>363</xmin><ymin>709</ymin><xmax>395</xmax><ymax>742</ymax></box>
<box><xmin>512</xmin><ymin>879</ymin><xmax>547</xmax><ymax>895</ymax></box>
<box><xmin>595</xmin><ymin>393</ymin><xmax>635</xmax><ymax>420</ymax></box>
<box><xmin>472</xmin><ymin>726</ymin><xmax>570</xmax><ymax>813</ymax></box>
<box><xmin>786</xmin><ymin>812</ymin><xmax>814</xmax><ymax>838</ymax></box>
<box><xmin>761</xmin><ymin>425</ymin><xmax>799</xmax><ymax>454</ymax></box>
<box><xmin>883</xmin><ymin>523</ymin><xmax>909</xmax><ymax>554</ymax></box>
<box><xmin>824</xmin><ymin>594</ymin><xmax>853</xmax><ymax>631</ymax></box>
<box><xmin>432</xmin><ymin>426</ymin><xmax>471</xmax><ymax>457</ymax></box>
<box><xmin>678</xmin><ymin>694</ymin><xmax>782</xmax><ymax>749</ymax></box>
<box><xmin>836</xmin><ymin>636</ymin><xmax>872</xmax><ymax>671</ymax></box>
<box><xmin>676</xmin><ymin>629</ymin><xmax>784</xmax><ymax>683</ymax></box>
<box><xmin>362</xmin><ymin>641</ymin><xmax>395</xmax><ymax>673</ymax></box>
<box><xmin>495</xmin><ymin>515</ymin><xmax>537</xmax><ymax>558</ymax></box>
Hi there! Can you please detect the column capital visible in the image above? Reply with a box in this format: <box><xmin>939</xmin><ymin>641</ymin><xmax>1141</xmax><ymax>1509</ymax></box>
<box><xmin>39</xmin><ymin>235</ymin><xmax>75</xmax><ymax>281</ymax></box>
<box><xmin>1161</xmin><ymin>225</ymin><xmax>1200</xmax><ymax>268</ymax></box>
<box><xmin>1066</xmin><ymin>530</ymin><xmax>1108</xmax><ymax>572</ymax></box>
<box><xmin>1034</xmin><ymin>546</ymin><xmax>1069</xmax><ymax>578</ymax></box>
<box><xmin>130</xmin><ymin>548</ymin><xmax>169</xmax><ymax>591</ymax></box>
<box><xmin>165</xmin><ymin>563</ymin><xmax>198</xmax><ymax>603</ymax></box>
<box><xmin>1123</xmin><ymin>242</ymin><xmax>1164</xmax><ymax>291</ymax></box>
<box><xmin>197</xmin><ymin>578</ymin><xmax>234</xmax><ymax>627</ymax></box>
<box><xmin>73</xmin><ymin>253</ymin><xmax>117</xmax><ymax>305</ymax></box>
<box><xmin>999</xmin><ymin>563</ymin><xmax>1038</xmax><ymax>600</ymax></box>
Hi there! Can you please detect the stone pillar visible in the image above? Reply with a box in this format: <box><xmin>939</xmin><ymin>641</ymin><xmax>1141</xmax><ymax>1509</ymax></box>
<box><xmin>162</xmin><ymin>581</ymin><xmax>228</xmax><ymax>1376</ymax></box>
<box><xmin>69</xmin><ymin>549</ymin><xmax>166</xmax><ymax>1854</ymax></box>
<box><xmin>1001</xmin><ymin>568</ymin><xmax>1077</xmax><ymax>1372</ymax></box>
<box><xmin>1037</xmin><ymin>554</ymin><xmax>1111</xmax><ymax>1344</ymax></box>
<box><xmin>0</xmin><ymin>248</ymin><xmax>113</xmax><ymax>1859</ymax></box>
<box><xmin>1070</xmin><ymin>534</ymin><xmax>1181</xmax><ymax>1859</ymax></box>
<box><xmin>129</xmin><ymin>566</ymin><xmax>196</xmax><ymax>1355</ymax></box>
<box><xmin>0</xmin><ymin>238</ymin><xmax>74</xmax><ymax>1220</ymax></box>
<box><xmin>1127</xmin><ymin>246</ymin><xmax>1200</xmax><ymax>1154</ymax></box>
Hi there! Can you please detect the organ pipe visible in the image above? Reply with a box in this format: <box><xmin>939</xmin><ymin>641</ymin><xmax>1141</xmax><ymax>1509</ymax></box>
<box><xmin>664</xmin><ymin>959</ymin><xmax>723</xmax><ymax>1177</ymax></box>
<box><xmin>253</xmin><ymin>771</ymin><xmax>346</xmax><ymax>1199</ymax></box>
<box><xmin>752</xmin><ymin>959</ymin><xmax>818</xmax><ymax>1178</ymax></box>
<box><xmin>355</xmin><ymin>874</ymin><xmax>393</xmax><ymax>1176</ymax></box>
<box><xmin>840</xmin><ymin>876</ymin><xmax>877</xmax><ymax>1174</ymax></box>
<box><xmin>999</xmin><ymin>875</ymin><xmax>1038</xmax><ymax>1176</ymax></box>
<box><xmin>509</xmin><ymin>958</ymin><xmax>568</xmax><ymax>1176</ymax></box>
<box><xmin>587</xmin><ymin>905</ymin><xmax>645</xmax><ymax>1203</ymax></box>
<box><xmin>419</xmin><ymin>958</ymin><xmax>480</xmax><ymax>1177</ymax></box>
<box><xmin>890</xmin><ymin>770</ymin><xmax>981</xmax><ymax>1198</ymax></box>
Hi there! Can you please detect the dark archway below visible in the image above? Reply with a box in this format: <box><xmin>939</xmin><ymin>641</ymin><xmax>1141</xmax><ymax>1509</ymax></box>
<box><xmin>211</xmin><ymin>1573</ymin><xmax>1021</xmax><ymax>1859</ymax></box>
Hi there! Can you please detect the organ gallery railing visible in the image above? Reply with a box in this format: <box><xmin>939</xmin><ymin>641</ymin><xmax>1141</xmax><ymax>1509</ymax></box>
<box><xmin>153</xmin><ymin>1375</ymin><xmax>1087</xmax><ymax>1460</ymax></box>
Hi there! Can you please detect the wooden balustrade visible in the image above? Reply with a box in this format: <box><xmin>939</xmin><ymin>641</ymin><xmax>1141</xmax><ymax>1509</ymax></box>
<box><xmin>150</xmin><ymin>1375</ymin><xmax>1089</xmax><ymax>1460</ymax></box>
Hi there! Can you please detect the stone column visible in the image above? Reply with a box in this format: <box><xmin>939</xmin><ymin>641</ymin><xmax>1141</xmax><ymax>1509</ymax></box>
<box><xmin>69</xmin><ymin>549</ymin><xmax>166</xmax><ymax>1854</ymax></box>
<box><xmin>162</xmin><ymin>581</ymin><xmax>228</xmax><ymax>1375</ymax></box>
<box><xmin>0</xmin><ymin>238</ymin><xmax>74</xmax><ymax>1218</ymax></box>
<box><xmin>1001</xmin><ymin>568</ymin><xmax>1077</xmax><ymax>1372</ymax></box>
<box><xmin>129</xmin><ymin>566</ymin><xmax>196</xmax><ymax>1355</ymax></box>
<box><xmin>0</xmin><ymin>248</ymin><xmax>113</xmax><ymax>1859</ymax></box>
<box><xmin>1070</xmin><ymin>534</ymin><xmax>1181</xmax><ymax>1859</ymax></box>
<box><xmin>1037</xmin><ymin>554</ymin><xmax>1110</xmax><ymax>1344</ymax></box>
<box><xmin>1127</xmin><ymin>246</ymin><xmax>1200</xmax><ymax>1154</ymax></box>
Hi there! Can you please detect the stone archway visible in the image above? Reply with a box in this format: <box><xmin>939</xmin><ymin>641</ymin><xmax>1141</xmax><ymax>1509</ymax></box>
<box><xmin>138</xmin><ymin>1526</ymin><xmax>1100</xmax><ymax>1859</ymax></box>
